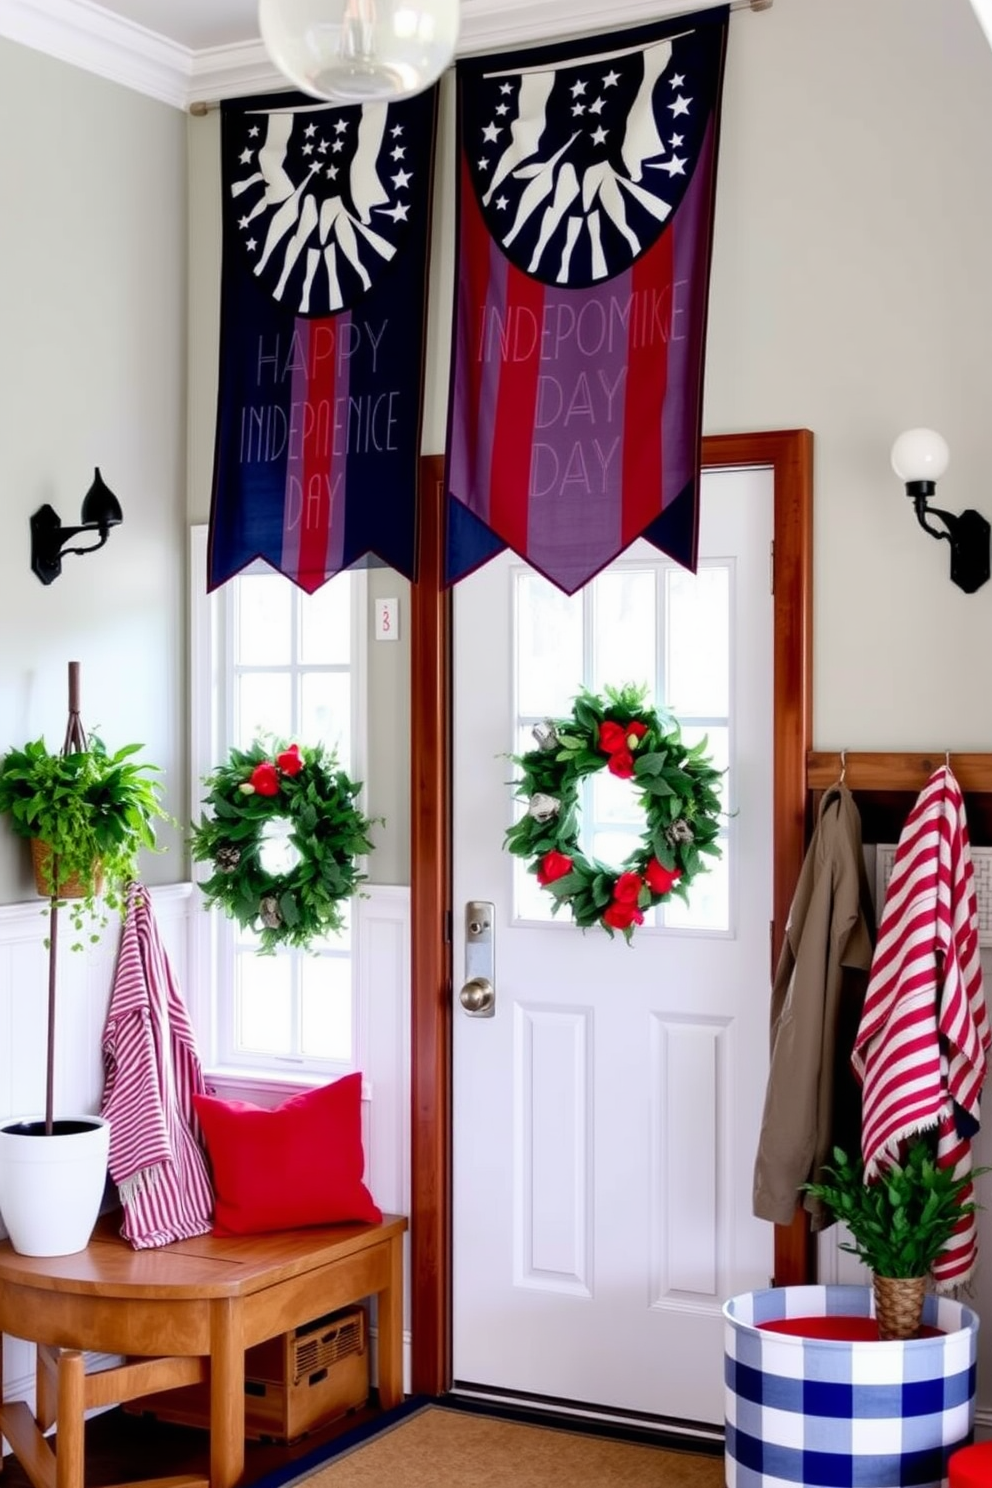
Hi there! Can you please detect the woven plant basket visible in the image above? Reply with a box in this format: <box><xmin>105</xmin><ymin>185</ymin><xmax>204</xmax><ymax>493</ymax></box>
<box><xmin>30</xmin><ymin>840</ymin><xmax>103</xmax><ymax>902</ymax></box>
<box><xmin>873</xmin><ymin>1273</ymin><xmax>928</xmax><ymax>1341</ymax></box>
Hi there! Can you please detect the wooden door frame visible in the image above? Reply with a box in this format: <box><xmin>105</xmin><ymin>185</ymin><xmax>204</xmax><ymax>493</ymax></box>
<box><xmin>408</xmin><ymin>429</ymin><xmax>814</xmax><ymax>1395</ymax></box>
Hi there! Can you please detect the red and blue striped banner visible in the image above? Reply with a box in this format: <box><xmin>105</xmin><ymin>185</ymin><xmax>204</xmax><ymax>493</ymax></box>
<box><xmin>444</xmin><ymin>8</ymin><xmax>728</xmax><ymax>594</ymax></box>
<box><xmin>209</xmin><ymin>86</ymin><xmax>438</xmax><ymax>593</ymax></box>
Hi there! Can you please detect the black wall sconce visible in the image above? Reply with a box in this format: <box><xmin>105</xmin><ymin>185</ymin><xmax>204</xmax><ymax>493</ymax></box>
<box><xmin>30</xmin><ymin>468</ymin><xmax>123</xmax><ymax>586</ymax></box>
<box><xmin>891</xmin><ymin>428</ymin><xmax>990</xmax><ymax>594</ymax></box>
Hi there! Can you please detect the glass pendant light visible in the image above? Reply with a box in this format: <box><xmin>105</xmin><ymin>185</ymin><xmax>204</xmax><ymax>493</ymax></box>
<box><xmin>258</xmin><ymin>0</ymin><xmax>459</xmax><ymax>103</ymax></box>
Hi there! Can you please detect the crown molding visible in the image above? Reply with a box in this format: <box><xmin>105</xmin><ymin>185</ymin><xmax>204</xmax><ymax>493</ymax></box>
<box><xmin>188</xmin><ymin>39</ymin><xmax>281</xmax><ymax>107</ymax></box>
<box><xmin>0</xmin><ymin>0</ymin><xmax>193</xmax><ymax>108</ymax></box>
<box><xmin>0</xmin><ymin>0</ymin><xmax>732</xmax><ymax>113</ymax></box>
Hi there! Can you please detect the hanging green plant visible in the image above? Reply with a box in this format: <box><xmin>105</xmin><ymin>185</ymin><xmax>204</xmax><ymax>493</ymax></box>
<box><xmin>190</xmin><ymin>739</ymin><xmax>378</xmax><ymax>953</ymax></box>
<box><xmin>504</xmin><ymin>684</ymin><xmax>724</xmax><ymax>943</ymax></box>
<box><xmin>0</xmin><ymin>734</ymin><xmax>169</xmax><ymax>945</ymax></box>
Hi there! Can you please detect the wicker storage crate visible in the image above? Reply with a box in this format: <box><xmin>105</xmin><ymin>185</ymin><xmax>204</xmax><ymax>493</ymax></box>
<box><xmin>128</xmin><ymin>1305</ymin><xmax>368</xmax><ymax>1443</ymax></box>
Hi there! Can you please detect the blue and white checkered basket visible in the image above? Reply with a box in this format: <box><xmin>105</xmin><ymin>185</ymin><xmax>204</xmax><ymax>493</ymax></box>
<box><xmin>724</xmin><ymin>1285</ymin><xmax>978</xmax><ymax>1488</ymax></box>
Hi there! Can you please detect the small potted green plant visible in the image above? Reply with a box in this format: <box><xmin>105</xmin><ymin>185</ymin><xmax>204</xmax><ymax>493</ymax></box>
<box><xmin>0</xmin><ymin>733</ymin><xmax>168</xmax><ymax>942</ymax></box>
<box><xmin>802</xmin><ymin>1138</ymin><xmax>985</xmax><ymax>1339</ymax></box>
<box><xmin>0</xmin><ymin>733</ymin><xmax>168</xmax><ymax>939</ymax></box>
<box><xmin>0</xmin><ymin>664</ymin><xmax>170</xmax><ymax>1255</ymax></box>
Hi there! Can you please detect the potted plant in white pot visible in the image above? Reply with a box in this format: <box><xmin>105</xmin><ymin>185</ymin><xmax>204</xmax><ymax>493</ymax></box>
<box><xmin>0</xmin><ymin>662</ymin><xmax>169</xmax><ymax>1255</ymax></box>
<box><xmin>802</xmin><ymin>1137</ymin><xmax>986</xmax><ymax>1340</ymax></box>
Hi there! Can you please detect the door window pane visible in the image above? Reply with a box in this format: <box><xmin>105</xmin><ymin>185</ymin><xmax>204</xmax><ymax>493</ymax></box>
<box><xmin>516</xmin><ymin>573</ymin><xmax>583</xmax><ymax>720</ymax></box>
<box><xmin>592</xmin><ymin>569</ymin><xmax>656</xmax><ymax>694</ymax></box>
<box><xmin>666</xmin><ymin>565</ymin><xmax>730</xmax><ymax>718</ymax></box>
<box><xmin>663</xmin><ymin>850</ymin><xmax>730</xmax><ymax>932</ymax></box>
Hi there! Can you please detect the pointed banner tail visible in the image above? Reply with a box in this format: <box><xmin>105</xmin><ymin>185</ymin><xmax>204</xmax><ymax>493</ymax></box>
<box><xmin>209</xmin><ymin>85</ymin><xmax>438</xmax><ymax>593</ymax></box>
<box><xmin>444</xmin><ymin>7</ymin><xmax>729</xmax><ymax>594</ymax></box>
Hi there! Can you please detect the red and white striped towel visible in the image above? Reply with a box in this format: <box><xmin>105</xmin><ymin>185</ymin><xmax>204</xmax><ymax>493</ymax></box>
<box><xmin>101</xmin><ymin>883</ymin><xmax>214</xmax><ymax>1248</ymax></box>
<box><xmin>852</xmin><ymin>766</ymin><xmax>990</xmax><ymax>1287</ymax></box>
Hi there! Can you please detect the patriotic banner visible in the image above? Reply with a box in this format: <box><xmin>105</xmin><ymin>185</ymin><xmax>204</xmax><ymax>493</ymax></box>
<box><xmin>209</xmin><ymin>87</ymin><xmax>438</xmax><ymax>593</ymax></box>
<box><xmin>444</xmin><ymin>9</ymin><xmax>729</xmax><ymax>594</ymax></box>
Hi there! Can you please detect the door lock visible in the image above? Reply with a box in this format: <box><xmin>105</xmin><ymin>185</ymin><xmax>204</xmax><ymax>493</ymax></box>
<box><xmin>461</xmin><ymin>900</ymin><xmax>495</xmax><ymax>1017</ymax></box>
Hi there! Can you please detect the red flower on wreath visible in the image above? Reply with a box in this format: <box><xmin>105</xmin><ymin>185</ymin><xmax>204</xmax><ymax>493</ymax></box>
<box><xmin>612</xmin><ymin>871</ymin><xmax>644</xmax><ymax>905</ymax></box>
<box><xmin>538</xmin><ymin>850</ymin><xmax>574</xmax><ymax>886</ymax></box>
<box><xmin>607</xmin><ymin>749</ymin><xmax>635</xmax><ymax>779</ymax></box>
<box><xmin>598</xmin><ymin>721</ymin><xmax>628</xmax><ymax>755</ymax></box>
<box><xmin>277</xmin><ymin>743</ymin><xmax>304</xmax><ymax>776</ymax></box>
<box><xmin>599</xmin><ymin>719</ymin><xmax>648</xmax><ymax>779</ymax></box>
<box><xmin>249</xmin><ymin>761</ymin><xmax>280</xmax><ymax>796</ymax></box>
<box><xmin>603</xmin><ymin>901</ymin><xmax>644</xmax><ymax>931</ymax></box>
<box><xmin>646</xmin><ymin>858</ymin><xmax>682</xmax><ymax>896</ymax></box>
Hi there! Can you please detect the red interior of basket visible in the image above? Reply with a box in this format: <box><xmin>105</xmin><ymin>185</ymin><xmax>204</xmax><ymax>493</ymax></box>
<box><xmin>758</xmin><ymin>1317</ymin><xmax>943</xmax><ymax>1341</ymax></box>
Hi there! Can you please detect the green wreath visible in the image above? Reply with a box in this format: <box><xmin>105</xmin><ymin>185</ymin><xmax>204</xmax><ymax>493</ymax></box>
<box><xmin>190</xmin><ymin>739</ymin><xmax>377</xmax><ymax>953</ymax></box>
<box><xmin>504</xmin><ymin>684</ymin><xmax>724</xmax><ymax>942</ymax></box>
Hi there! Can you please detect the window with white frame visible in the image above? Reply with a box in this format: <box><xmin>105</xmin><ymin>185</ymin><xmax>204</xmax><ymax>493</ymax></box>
<box><xmin>190</xmin><ymin>528</ymin><xmax>367</xmax><ymax>1078</ymax></box>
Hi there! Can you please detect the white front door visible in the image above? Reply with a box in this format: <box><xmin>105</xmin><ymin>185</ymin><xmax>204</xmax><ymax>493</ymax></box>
<box><xmin>451</xmin><ymin>465</ymin><xmax>775</xmax><ymax>1428</ymax></box>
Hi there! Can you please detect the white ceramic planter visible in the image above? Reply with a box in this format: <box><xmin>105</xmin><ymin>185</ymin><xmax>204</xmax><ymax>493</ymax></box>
<box><xmin>0</xmin><ymin>1116</ymin><xmax>110</xmax><ymax>1256</ymax></box>
<box><xmin>724</xmin><ymin>1284</ymin><xmax>978</xmax><ymax>1488</ymax></box>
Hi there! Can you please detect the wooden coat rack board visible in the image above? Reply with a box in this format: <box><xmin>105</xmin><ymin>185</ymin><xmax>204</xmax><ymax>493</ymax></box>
<box><xmin>806</xmin><ymin>751</ymin><xmax>992</xmax><ymax>846</ymax></box>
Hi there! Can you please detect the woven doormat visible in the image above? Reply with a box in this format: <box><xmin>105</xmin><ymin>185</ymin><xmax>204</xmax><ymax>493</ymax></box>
<box><xmin>254</xmin><ymin>1400</ymin><xmax>724</xmax><ymax>1488</ymax></box>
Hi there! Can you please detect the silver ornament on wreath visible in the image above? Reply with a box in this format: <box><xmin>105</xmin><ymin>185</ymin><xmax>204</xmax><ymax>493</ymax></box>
<box><xmin>532</xmin><ymin>721</ymin><xmax>559</xmax><ymax>751</ymax></box>
<box><xmin>259</xmin><ymin>895</ymin><xmax>282</xmax><ymax>929</ymax></box>
<box><xmin>666</xmin><ymin>817</ymin><xmax>695</xmax><ymax>847</ymax></box>
<box><xmin>527</xmin><ymin>792</ymin><xmax>561</xmax><ymax>823</ymax></box>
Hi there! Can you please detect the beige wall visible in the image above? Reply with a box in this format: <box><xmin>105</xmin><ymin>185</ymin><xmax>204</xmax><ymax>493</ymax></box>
<box><xmin>706</xmin><ymin>0</ymin><xmax>992</xmax><ymax>746</ymax></box>
<box><xmin>0</xmin><ymin>38</ymin><xmax>187</xmax><ymax>905</ymax></box>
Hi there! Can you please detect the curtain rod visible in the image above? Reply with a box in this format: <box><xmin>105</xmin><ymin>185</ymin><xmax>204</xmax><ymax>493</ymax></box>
<box><xmin>188</xmin><ymin>0</ymin><xmax>771</xmax><ymax>114</ymax></box>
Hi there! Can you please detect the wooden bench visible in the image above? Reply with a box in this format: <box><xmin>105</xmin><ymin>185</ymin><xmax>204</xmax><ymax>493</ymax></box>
<box><xmin>0</xmin><ymin>1212</ymin><xmax>407</xmax><ymax>1488</ymax></box>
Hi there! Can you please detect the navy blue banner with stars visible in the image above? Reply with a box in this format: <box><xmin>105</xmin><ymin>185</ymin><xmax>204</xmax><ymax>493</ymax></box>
<box><xmin>444</xmin><ymin>9</ymin><xmax>728</xmax><ymax>595</ymax></box>
<box><xmin>209</xmin><ymin>86</ymin><xmax>438</xmax><ymax>592</ymax></box>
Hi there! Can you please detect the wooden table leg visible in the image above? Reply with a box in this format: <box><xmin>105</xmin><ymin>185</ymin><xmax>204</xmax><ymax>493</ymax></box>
<box><xmin>376</xmin><ymin>1232</ymin><xmax>404</xmax><ymax>1410</ymax></box>
<box><xmin>55</xmin><ymin>1350</ymin><xmax>85</xmax><ymax>1488</ymax></box>
<box><xmin>208</xmin><ymin>1298</ymin><xmax>245</xmax><ymax>1488</ymax></box>
<box><xmin>35</xmin><ymin>1344</ymin><xmax>58</xmax><ymax>1433</ymax></box>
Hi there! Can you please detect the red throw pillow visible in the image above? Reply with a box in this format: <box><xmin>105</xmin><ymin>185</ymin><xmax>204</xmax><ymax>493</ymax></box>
<box><xmin>193</xmin><ymin>1073</ymin><xmax>382</xmax><ymax>1236</ymax></box>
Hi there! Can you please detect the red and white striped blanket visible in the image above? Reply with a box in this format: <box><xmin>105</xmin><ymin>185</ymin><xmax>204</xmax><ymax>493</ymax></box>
<box><xmin>101</xmin><ymin>883</ymin><xmax>215</xmax><ymax>1248</ymax></box>
<box><xmin>851</xmin><ymin>766</ymin><xmax>990</xmax><ymax>1286</ymax></box>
